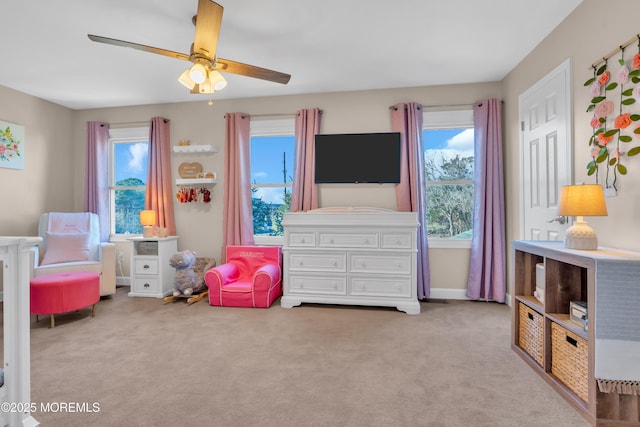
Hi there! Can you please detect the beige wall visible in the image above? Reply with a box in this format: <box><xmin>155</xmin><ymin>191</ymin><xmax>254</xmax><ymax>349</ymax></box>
<box><xmin>0</xmin><ymin>85</ymin><xmax>75</xmax><ymax>235</ymax></box>
<box><xmin>502</xmin><ymin>0</ymin><xmax>640</xmax><ymax>295</ymax></box>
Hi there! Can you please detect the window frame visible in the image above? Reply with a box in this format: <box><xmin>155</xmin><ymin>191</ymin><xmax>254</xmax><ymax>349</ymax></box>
<box><xmin>422</xmin><ymin>109</ymin><xmax>474</xmax><ymax>249</ymax></box>
<box><xmin>249</xmin><ymin>118</ymin><xmax>296</xmax><ymax>246</ymax></box>
<box><xmin>108</xmin><ymin>126</ymin><xmax>149</xmax><ymax>241</ymax></box>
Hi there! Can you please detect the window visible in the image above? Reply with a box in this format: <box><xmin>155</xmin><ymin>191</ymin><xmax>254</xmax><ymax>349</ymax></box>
<box><xmin>249</xmin><ymin>118</ymin><xmax>295</xmax><ymax>244</ymax></box>
<box><xmin>423</xmin><ymin>110</ymin><xmax>474</xmax><ymax>248</ymax></box>
<box><xmin>109</xmin><ymin>127</ymin><xmax>149</xmax><ymax>236</ymax></box>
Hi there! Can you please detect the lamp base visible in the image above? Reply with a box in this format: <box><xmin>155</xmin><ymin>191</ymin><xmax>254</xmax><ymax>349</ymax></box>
<box><xmin>142</xmin><ymin>226</ymin><xmax>155</xmax><ymax>238</ymax></box>
<box><xmin>564</xmin><ymin>220</ymin><xmax>598</xmax><ymax>250</ymax></box>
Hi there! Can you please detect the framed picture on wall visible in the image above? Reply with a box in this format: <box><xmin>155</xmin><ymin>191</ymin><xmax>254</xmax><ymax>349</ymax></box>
<box><xmin>0</xmin><ymin>120</ymin><xmax>24</xmax><ymax>170</ymax></box>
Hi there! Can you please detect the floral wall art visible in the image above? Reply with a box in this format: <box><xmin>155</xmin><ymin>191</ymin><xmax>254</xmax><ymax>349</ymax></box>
<box><xmin>0</xmin><ymin>120</ymin><xmax>24</xmax><ymax>170</ymax></box>
<box><xmin>585</xmin><ymin>35</ymin><xmax>640</xmax><ymax>192</ymax></box>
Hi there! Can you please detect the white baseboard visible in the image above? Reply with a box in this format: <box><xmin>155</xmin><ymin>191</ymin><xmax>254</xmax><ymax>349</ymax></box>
<box><xmin>116</xmin><ymin>276</ymin><xmax>131</xmax><ymax>287</ymax></box>
<box><xmin>428</xmin><ymin>288</ymin><xmax>470</xmax><ymax>300</ymax></box>
<box><xmin>428</xmin><ymin>288</ymin><xmax>512</xmax><ymax>305</ymax></box>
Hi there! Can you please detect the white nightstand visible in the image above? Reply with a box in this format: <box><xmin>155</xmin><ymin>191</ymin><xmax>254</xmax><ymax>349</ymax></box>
<box><xmin>128</xmin><ymin>236</ymin><xmax>178</xmax><ymax>298</ymax></box>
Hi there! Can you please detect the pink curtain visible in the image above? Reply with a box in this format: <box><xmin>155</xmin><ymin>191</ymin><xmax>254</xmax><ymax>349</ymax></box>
<box><xmin>391</xmin><ymin>103</ymin><xmax>430</xmax><ymax>299</ymax></box>
<box><xmin>466</xmin><ymin>99</ymin><xmax>506</xmax><ymax>302</ymax></box>
<box><xmin>84</xmin><ymin>121</ymin><xmax>110</xmax><ymax>242</ymax></box>
<box><xmin>290</xmin><ymin>108</ymin><xmax>322</xmax><ymax>212</ymax></box>
<box><xmin>145</xmin><ymin>117</ymin><xmax>176</xmax><ymax>236</ymax></box>
<box><xmin>222</xmin><ymin>113</ymin><xmax>254</xmax><ymax>255</ymax></box>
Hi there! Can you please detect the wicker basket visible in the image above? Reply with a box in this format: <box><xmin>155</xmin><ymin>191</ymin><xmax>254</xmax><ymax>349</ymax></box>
<box><xmin>551</xmin><ymin>322</ymin><xmax>588</xmax><ymax>402</ymax></box>
<box><xmin>518</xmin><ymin>303</ymin><xmax>544</xmax><ymax>366</ymax></box>
<box><xmin>135</xmin><ymin>241</ymin><xmax>158</xmax><ymax>256</ymax></box>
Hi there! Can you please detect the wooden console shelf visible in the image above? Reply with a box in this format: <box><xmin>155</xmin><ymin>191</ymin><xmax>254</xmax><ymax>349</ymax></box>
<box><xmin>512</xmin><ymin>240</ymin><xmax>640</xmax><ymax>426</ymax></box>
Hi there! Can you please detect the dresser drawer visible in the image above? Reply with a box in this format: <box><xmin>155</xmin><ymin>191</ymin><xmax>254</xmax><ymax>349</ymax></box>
<box><xmin>349</xmin><ymin>275</ymin><xmax>412</xmax><ymax>297</ymax></box>
<box><xmin>381</xmin><ymin>232</ymin><xmax>414</xmax><ymax>249</ymax></box>
<box><xmin>349</xmin><ymin>253</ymin><xmax>412</xmax><ymax>274</ymax></box>
<box><xmin>134</xmin><ymin>258</ymin><xmax>159</xmax><ymax>275</ymax></box>
<box><xmin>286</xmin><ymin>231</ymin><xmax>316</xmax><ymax>247</ymax></box>
<box><xmin>318</xmin><ymin>232</ymin><xmax>378</xmax><ymax>248</ymax></box>
<box><xmin>287</xmin><ymin>274</ymin><xmax>346</xmax><ymax>295</ymax></box>
<box><xmin>287</xmin><ymin>251</ymin><xmax>346</xmax><ymax>272</ymax></box>
<box><xmin>132</xmin><ymin>276</ymin><xmax>161</xmax><ymax>294</ymax></box>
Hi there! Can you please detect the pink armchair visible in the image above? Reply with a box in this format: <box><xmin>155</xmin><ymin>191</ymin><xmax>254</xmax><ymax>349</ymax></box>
<box><xmin>205</xmin><ymin>245</ymin><xmax>282</xmax><ymax>308</ymax></box>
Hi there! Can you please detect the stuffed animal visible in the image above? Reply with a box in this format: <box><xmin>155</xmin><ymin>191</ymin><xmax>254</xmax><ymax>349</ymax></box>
<box><xmin>169</xmin><ymin>250</ymin><xmax>207</xmax><ymax>297</ymax></box>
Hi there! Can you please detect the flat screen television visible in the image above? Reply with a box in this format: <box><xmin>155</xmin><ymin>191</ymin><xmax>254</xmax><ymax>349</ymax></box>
<box><xmin>314</xmin><ymin>132</ymin><xmax>401</xmax><ymax>183</ymax></box>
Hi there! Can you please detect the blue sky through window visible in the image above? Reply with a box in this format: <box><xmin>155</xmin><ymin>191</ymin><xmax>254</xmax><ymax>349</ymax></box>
<box><xmin>251</xmin><ymin>136</ymin><xmax>295</xmax><ymax>184</ymax></box>
<box><xmin>251</xmin><ymin>135</ymin><xmax>294</xmax><ymax>205</ymax></box>
<box><xmin>115</xmin><ymin>142</ymin><xmax>148</xmax><ymax>184</ymax></box>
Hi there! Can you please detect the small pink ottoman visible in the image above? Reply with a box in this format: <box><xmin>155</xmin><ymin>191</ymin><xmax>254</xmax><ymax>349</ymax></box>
<box><xmin>30</xmin><ymin>271</ymin><xmax>100</xmax><ymax>328</ymax></box>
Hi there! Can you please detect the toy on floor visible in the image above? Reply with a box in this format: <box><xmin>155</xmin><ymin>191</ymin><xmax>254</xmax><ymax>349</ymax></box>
<box><xmin>164</xmin><ymin>250</ymin><xmax>215</xmax><ymax>305</ymax></box>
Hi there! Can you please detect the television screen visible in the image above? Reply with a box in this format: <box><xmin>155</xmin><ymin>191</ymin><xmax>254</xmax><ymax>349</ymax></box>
<box><xmin>314</xmin><ymin>132</ymin><xmax>401</xmax><ymax>183</ymax></box>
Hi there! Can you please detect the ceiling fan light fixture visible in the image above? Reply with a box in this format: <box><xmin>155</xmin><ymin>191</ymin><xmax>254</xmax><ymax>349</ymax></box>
<box><xmin>178</xmin><ymin>69</ymin><xmax>196</xmax><ymax>90</ymax></box>
<box><xmin>208</xmin><ymin>70</ymin><xmax>227</xmax><ymax>91</ymax></box>
<box><xmin>189</xmin><ymin>62</ymin><xmax>207</xmax><ymax>84</ymax></box>
<box><xmin>198</xmin><ymin>79</ymin><xmax>215</xmax><ymax>94</ymax></box>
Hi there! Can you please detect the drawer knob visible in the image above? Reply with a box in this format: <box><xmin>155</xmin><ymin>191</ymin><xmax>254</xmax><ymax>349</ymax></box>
<box><xmin>332</xmin><ymin>260</ymin><xmax>338</xmax><ymax>267</ymax></box>
<box><xmin>298</xmin><ymin>260</ymin><xmax>304</xmax><ymax>266</ymax></box>
<box><xmin>330</xmin><ymin>238</ymin><xmax>334</xmax><ymax>244</ymax></box>
<box><xmin>143</xmin><ymin>264</ymin><xmax>150</xmax><ymax>269</ymax></box>
<box><xmin>364</xmin><ymin>238</ymin><xmax>369</xmax><ymax>244</ymax></box>
<box><xmin>301</xmin><ymin>238</ymin><xmax>305</xmax><ymax>243</ymax></box>
<box><xmin>396</xmin><ymin>239</ymin><xmax>402</xmax><ymax>245</ymax></box>
<box><xmin>144</xmin><ymin>283</ymin><xmax>150</xmax><ymax>288</ymax></box>
<box><xmin>331</xmin><ymin>282</ymin><xmax>337</xmax><ymax>289</ymax></box>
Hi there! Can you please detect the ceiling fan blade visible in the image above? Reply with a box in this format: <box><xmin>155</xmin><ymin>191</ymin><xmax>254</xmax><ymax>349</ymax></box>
<box><xmin>216</xmin><ymin>58</ymin><xmax>291</xmax><ymax>85</ymax></box>
<box><xmin>88</xmin><ymin>34</ymin><xmax>190</xmax><ymax>61</ymax></box>
<box><xmin>192</xmin><ymin>0</ymin><xmax>223</xmax><ymax>59</ymax></box>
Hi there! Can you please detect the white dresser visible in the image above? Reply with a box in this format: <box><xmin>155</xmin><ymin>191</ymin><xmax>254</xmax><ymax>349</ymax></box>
<box><xmin>128</xmin><ymin>236</ymin><xmax>178</xmax><ymax>298</ymax></box>
<box><xmin>280</xmin><ymin>208</ymin><xmax>420</xmax><ymax>314</ymax></box>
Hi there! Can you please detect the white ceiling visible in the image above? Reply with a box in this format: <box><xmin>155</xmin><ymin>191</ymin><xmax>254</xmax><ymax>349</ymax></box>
<box><xmin>1</xmin><ymin>0</ymin><xmax>583</xmax><ymax>110</ymax></box>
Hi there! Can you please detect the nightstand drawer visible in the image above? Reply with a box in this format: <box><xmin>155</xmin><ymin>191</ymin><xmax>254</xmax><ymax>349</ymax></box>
<box><xmin>134</xmin><ymin>258</ymin><xmax>159</xmax><ymax>275</ymax></box>
<box><xmin>132</xmin><ymin>277</ymin><xmax>161</xmax><ymax>294</ymax></box>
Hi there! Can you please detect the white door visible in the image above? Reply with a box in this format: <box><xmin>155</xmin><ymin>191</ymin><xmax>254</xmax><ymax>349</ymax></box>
<box><xmin>519</xmin><ymin>58</ymin><xmax>573</xmax><ymax>241</ymax></box>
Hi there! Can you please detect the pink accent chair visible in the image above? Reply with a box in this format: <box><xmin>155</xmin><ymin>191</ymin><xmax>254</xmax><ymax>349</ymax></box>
<box><xmin>205</xmin><ymin>246</ymin><xmax>282</xmax><ymax>308</ymax></box>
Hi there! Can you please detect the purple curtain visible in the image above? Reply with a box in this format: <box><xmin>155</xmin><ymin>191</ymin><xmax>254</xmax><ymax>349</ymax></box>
<box><xmin>84</xmin><ymin>121</ymin><xmax>110</xmax><ymax>242</ymax></box>
<box><xmin>222</xmin><ymin>113</ymin><xmax>254</xmax><ymax>256</ymax></box>
<box><xmin>145</xmin><ymin>117</ymin><xmax>176</xmax><ymax>236</ymax></box>
<box><xmin>391</xmin><ymin>103</ymin><xmax>430</xmax><ymax>299</ymax></box>
<box><xmin>466</xmin><ymin>99</ymin><xmax>506</xmax><ymax>302</ymax></box>
<box><xmin>290</xmin><ymin>108</ymin><xmax>322</xmax><ymax>212</ymax></box>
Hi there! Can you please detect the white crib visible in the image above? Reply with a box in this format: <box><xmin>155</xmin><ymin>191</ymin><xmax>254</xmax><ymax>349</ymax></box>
<box><xmin>0</xmin><ymin>237</ymin><xmax>40</xmax><ymax>427</ymax></box>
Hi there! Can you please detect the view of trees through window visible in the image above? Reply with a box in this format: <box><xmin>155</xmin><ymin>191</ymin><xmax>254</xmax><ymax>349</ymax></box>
<box><xmin>250</xmin><ymin>135</ymin><xmax>294</xmax><ymax>236</ymax></box>
<box><xmin>423</xmin><ymin>128</ymin><xmax>474</xmax><ymax>239</ymax></box>
<box><xmin>112</xmin><ymin>140</ymin><xmax>149</xmax><ymax>235</ymax></box>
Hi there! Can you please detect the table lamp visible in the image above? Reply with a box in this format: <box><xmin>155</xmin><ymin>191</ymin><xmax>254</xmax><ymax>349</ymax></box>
<box><xmin>558</xmin><ymin>184</ymin><xmax>608</xmax><ymax>250</ymax></box>
<box><xmin>139</xmin><ymin>210</ymin><xmax>157</xmax><ymax>238</ymax></box>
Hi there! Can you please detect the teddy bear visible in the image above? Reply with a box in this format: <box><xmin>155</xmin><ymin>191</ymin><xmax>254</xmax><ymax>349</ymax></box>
<box><xmin>169</xmin><ymin>250</ymin><xmax>208</xmax><ymax>297</ymax></box>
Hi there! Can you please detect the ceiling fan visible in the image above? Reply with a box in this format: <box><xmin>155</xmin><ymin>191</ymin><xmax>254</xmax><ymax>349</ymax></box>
<box><xmin>88</xmin><ymin>0</ymin><xmax>291</xmax><ymax>96</ymax></box>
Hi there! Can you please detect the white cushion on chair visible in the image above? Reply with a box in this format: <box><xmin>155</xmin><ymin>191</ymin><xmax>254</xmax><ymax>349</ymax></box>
<box><xmin>41</xmin><ymin>232</ymin><xmax>91</xmax><ymax>265</ymax></box>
